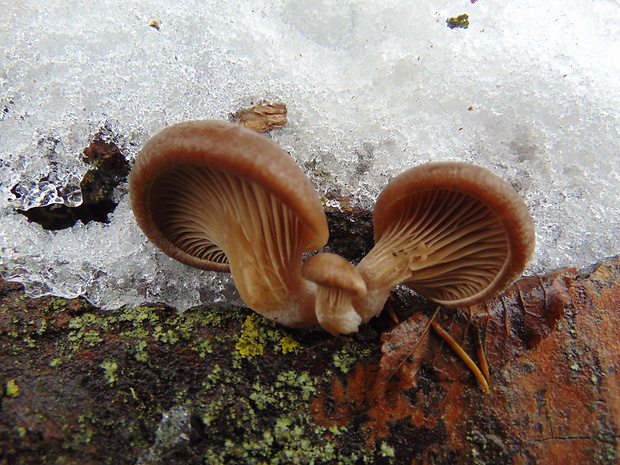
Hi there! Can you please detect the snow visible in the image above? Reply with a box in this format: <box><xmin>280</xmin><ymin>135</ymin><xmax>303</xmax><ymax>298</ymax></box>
<box><xmin>1</xmin><ymin>0</ymin><xmax>619</xmax><ymax>309</ymax></box>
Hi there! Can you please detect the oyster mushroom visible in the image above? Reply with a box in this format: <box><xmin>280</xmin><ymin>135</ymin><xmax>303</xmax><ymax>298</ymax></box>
<box><xmin>353</xmin><ymin>161</ymin><xmax>536</xmax><ymax>322</ymax></box>
<box><xmin>130</xmin><ymin>120</ymin><xmax>329</xmax><ymax>328</ymax></box>
<box><xmin>301</xmin><ymin>252</ymin><xmax>367</xmax><ymax>336</ymax></box>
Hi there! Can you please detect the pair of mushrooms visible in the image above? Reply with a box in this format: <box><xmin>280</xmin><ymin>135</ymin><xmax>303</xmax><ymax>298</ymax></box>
<box><xmin>130</xmin><ymin>120</ymin><xmax>535</xmax><ymax>335</ymax></box>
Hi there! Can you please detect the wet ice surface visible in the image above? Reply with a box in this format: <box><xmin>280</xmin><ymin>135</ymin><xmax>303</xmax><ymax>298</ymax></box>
<box><xmin>1</xmin><ymin>0</ymin><xmax>619</xmax><ymax>310</ymax></box>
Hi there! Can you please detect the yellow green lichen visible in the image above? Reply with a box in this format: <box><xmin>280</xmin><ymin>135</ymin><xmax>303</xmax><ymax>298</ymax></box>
<box><xmin>117</xmin><ymin>305</ymin><xmax>160</xmax><ymax>324</ymax></box>
<box><xmin>134</xmin><ymin>340</ymin><xmax>149</xmax><ymax>362</ymax></box>
<box><xmin>22</xmin><ymin>335</ymin><xmax>37</xmax><ymax>348</ymax></box>
<box><xmin>236</xmin><ymin>315</ymin><xmax>265</xmax><ymax>358</ymax></box>
<box><xmin>153</xmin><ymin>325</ymin><xmax>179</xmax><ymax>344</ymax></box>
<box><xmin>235</xmin><ymin>314</ymin><xmax>301</xmax><ymax>359</ymax></box>
<box><xmin>194</xmin><ymin>361</ymin><xmax>367</xmax><ymax>465</ymax></box>
<box><xmin>192</xmin><ymin>338</ymin><xmax>213</xmax><ymax>358</ymax></box>
<box><xmin>47</xmin><ymin>296</ymin><xmax>68</xmax><ymax>311</ymax></box>
<box><xmin>36</xmin><ymin>318</ymin><xmax>47</xmax><ymax>335</ymax></box>
<box><xmin>100</xmin><ymin>360</ymin><xmax>119</xmax><ymax>385</ymax></box>
<box><xmin>1</xmin><ymin>285</ymin><xmax>386</xmax><ymax>463</ymax></box>
<box><xmin>67</xmin><ymin>313</ymin><xmax>109</xmax><ymax>347</ymax></box>
<box><xmin>332</xmin><ymin>347</ymin><xmax>370</xmax><ymax>373</ymax></box>
<box><xmin>6</xmin><ymin>379</ymin><xmax>20</xmax><ymax>397</ymax></box>
<box><xmin>380</xmin><ymin>442</ymin><xmax>396</xmax><ymax>457</ymax></box>
<box><xmin>278</xmin><ymin>334</ymin><xmax>299</xmax><ymax>354</ymax></box>
<box><xmin>194</xmin><ymin>305</ymin><xmax>247</xmax><ymax>327</ymax></box>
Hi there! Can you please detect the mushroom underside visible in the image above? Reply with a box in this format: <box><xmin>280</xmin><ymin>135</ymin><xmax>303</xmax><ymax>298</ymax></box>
<box><xmin>367</xmin><ymin>188</ymin><xmax>509</xmax><ymax>304</ymax></box>
<box><xmin>149</xmin><ymin>164</ymin><xmax>316</xmax><ymax>316</ymax></box>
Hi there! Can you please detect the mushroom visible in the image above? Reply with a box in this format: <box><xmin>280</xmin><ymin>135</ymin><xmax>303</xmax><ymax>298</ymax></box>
<box><xmin>130</xmin><ymin>120</ymin><xmax>329</xmax><ymax>328</ymax></box>
<box><xmin>353</xmin><ymin>161</ymin><xmax>535</xmax><ymax>323</ymax></box>
<box><xmin>301</xmin><ymin>252</ymin><xmax>367</xmax><ymax>336</ymax></box>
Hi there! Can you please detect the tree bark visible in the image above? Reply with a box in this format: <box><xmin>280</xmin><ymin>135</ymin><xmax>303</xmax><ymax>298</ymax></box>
<box><xmin>1</xmin><ymin>256</ymin><xmax>619</xmax><ymax>464</ymax></box>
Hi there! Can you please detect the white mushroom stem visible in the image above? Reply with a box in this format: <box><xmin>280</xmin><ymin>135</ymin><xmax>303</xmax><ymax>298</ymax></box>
<box><xmin>353</xmin><ymin>238</ymin><xmax>422</xmax><ymax>324</ymax></box>
<box><xmin>224</xmin><ymin>235</ymin><xmax>319</xmax><ymax>328</ymax></box>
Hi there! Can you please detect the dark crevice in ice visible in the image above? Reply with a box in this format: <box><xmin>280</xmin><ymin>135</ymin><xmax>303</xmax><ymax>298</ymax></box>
<box><xmin>14</xmin><ymin>133</ymin><xmax>130</xmax><ymax>231</ymax></box>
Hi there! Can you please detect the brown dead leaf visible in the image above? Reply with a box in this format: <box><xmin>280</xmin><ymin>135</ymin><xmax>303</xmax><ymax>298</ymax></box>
<box><xmin>374</xmin><ymin>310</ymin><xmax>435</xmax><ymax>394</ymax></box>
<box><xmin>308</xmin><ymin>259</ymin><xmax>620</xmax><ymax>462</ymax></box>
<box><xmin>474</xmin><ymin>268</ymin><xmax>573</xmax><ymax>370</ymax></box>
<box><xmin>424</xmin><ymin>268</ymin><xmax>573</xmax><ymax>386</ymax></box>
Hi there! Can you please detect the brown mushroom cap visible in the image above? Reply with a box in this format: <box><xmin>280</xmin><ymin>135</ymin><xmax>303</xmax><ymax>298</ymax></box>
<box><xmin>130</xmin><ymin>120</ymin><xmax>329</xmax><ymax>327</ymax></box>
<box><xmin>371</xmin><ymin>161</ymin><xmax>535</xmax><ymax>306</ymax></box>
<box><xmin>130</xmin><ymin>120</ymin><xmax>329</xmax><ymax>272</ymax></box>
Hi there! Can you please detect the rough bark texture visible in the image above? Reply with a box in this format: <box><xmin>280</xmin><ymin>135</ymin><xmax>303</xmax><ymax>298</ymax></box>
<box><xmin>1</xmin><ymin>256</ymin><xmax>619</xmax><ymax>464</ymax></box>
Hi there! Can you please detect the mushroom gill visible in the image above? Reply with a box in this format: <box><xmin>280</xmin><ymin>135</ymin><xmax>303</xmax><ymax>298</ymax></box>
<box><xmin>353</xmin><ymin>162</ymin><xmax>535</xmax><ymax>323</ymax></box>
<box><xmin>130</xmin><ymin>120</ymin><xmax>328</xmax><ymax>328</ymax></box>
<box><xmin>151</xmin><ymin>165</ymin><xmax>314</xmax><ymax>312</ymax></box>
